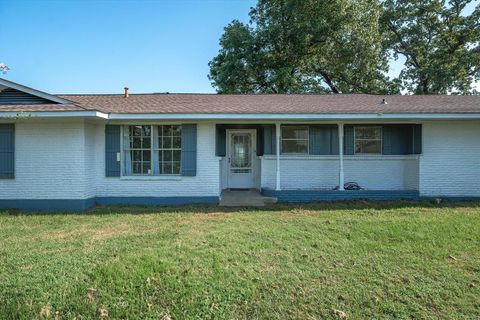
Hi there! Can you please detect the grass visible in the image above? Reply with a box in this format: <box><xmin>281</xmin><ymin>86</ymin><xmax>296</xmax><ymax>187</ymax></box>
<box><xmin>1</xmin><ymin>202</ymin><xmax>479</xmax><ymax>319</ymax></box>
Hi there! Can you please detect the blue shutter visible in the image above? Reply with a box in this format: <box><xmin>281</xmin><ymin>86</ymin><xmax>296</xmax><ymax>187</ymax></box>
<box><xmin>382</xmin><ymin>125</ymin><xmax>393</xmax><ymax>155</ymax></box>
<box><xmin>383</xmin><ymin>125</ymin><xmax>411</xmax><ymax>155</ymax></box>
<box><xmin>344</xmin><ymin>126</ymin><xmax>354</xmax><ymax>155</ymax></box>
<box><xmin>0</xmin><ymin>124</ymin><xmax>14</xmax><ymax>179</ymax></box>
<box><xmin>215</xmin><ymin>126</ymin><xmax>226</xmax><ymax>157</ymax></box>
<box><xmin>181</xmin><ymin>124</ymin><xmax>197</xmax><ymax>176</ymax></box>
<box><xmin>330</xmin><ymin>127</ymin><xmax>339</xmax><ymax>155</ymax></box>
<box><xmin>412</xmin><ymin>124</ymin><xmax>422</xmax><ymax>154</ymax></box>
<box><xmin>309</xmin><ymin>125</ymin><xmax>339</xmax><ymax>155</ymax></box>
<box><xmin>263</xmin><ymin>124</ymin><xmax>276</xmax><ymax>155</ymax></box>
<box><xmin>105</xmin><ymin>125</ymin><xmax>121</xmax><ymax>177</ymax></box>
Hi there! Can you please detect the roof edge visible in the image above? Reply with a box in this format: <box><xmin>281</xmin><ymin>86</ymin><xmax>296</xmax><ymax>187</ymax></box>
<box><xmin>0</xmin><ymin>78</ymin><xmax>74</xmax><ymax>105</ymax></box>
<box><xmin>1</xmin><ymin>111</ymin><xmax>480</xmax><ymax>121</ymax></box>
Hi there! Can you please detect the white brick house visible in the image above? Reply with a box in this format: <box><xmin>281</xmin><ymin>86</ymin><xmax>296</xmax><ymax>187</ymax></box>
<box><xmin>0</xmin><ymin>78</ymin><xmax>479</xmax><ymax>211</ymax></box>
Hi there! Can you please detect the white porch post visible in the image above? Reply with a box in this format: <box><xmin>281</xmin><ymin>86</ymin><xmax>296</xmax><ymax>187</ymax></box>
<box><xmin>275</xmin><ymin>122</ymin><xmax>281</xmax><ymax>191</ymax></box>
<box><xmin>338</xmin><ymin>123</ymin><xmax>345</xmax><ymax>191</ymax></box>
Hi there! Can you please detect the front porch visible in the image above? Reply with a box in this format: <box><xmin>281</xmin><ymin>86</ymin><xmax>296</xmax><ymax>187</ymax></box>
<box><xmin>216</xmin><ymin>122</ymin><xmax>421</xmax><ymax>202</ymax></box>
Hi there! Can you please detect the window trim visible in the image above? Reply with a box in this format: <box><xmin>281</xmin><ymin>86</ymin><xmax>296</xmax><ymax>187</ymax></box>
<box><xmin>124</xmin><ymin>125</ymin><xmax>153</xmax><ymax>176</ymax></box>
<box><xmin>156</xmin><ymin>125</ymin><xmax>182</xmax><ymax>175</ymax></box>
<box><xmin>354</xmin><ymin>126</ymin><xmax>382</xmax><ymax>155</ymax></box>
<box><xmin>280</xmin><ymin>125</ymin><xmax>309</xmax><ymax>155</ymax></box>
<box><xmin>120</xmin><ymin>124</ymin><xmax>182</xmax><ymax>177</ymax></box>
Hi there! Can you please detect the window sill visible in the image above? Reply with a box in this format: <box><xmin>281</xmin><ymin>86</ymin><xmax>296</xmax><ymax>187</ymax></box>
<box><xmin>120</xmin><ymin>175</ymin><xmax>182</xmax><ymax>181</ymax></box>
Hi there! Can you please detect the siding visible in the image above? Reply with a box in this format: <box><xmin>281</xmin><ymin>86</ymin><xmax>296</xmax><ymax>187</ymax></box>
<box><xmin>261</xmin><ymin>155</ymin><xmax>419</xmax><ymax>190</ymax></box>
<box><xmin>93</xmin><ymin>122</ymin><xmax>220</xmax><ymax>197</ymax></box>
<box><xmin>0</xmin><ymin>88</ymin><xmax>54</xmax><ymax>104</ymax></box>
<box><xmin>0</xmin><ymin>120</ymin><xmax>89</xmax><ymax>199</ymax></box>
<box><xmin>419</xmin><ymin>121</ymin><xmax>480</xmax><ymax>197</ymax></box>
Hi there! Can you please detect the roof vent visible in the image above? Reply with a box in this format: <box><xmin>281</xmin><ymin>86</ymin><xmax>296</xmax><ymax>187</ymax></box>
<box><xmin>381</xmin><ymin>98</ymin><xmax>387</xmax><ymax>105</ymax></box>
<box><xmin>124</xmin><ymin>87</ymin><xmax>129</xmax><ymax>98</ymax></box>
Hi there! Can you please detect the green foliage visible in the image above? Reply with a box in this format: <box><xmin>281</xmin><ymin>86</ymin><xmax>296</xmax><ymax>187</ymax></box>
<box><xmin>209</xmin><ymin>0</ymin><xmax>398</xmax><ymax>94</ymax></box>
<box><xmin>209</xmin><ymin>0</ymin><xmax>480</xmax><ymax>95</ymax></box>
<box><xmin>382</xmin><ymin>0</ymin><xmax>480</xmax><ymax>94</ymax></box>
<box><xmin>1</xmin><ymin>202</ymin><xmax>480</xmax><ymax>319</ymax></box>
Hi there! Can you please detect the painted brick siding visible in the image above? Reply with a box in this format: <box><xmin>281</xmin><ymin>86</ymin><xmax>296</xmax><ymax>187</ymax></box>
<box><xmin>92</xmin><ymin>122</ymin><xmax>221</xmax><ymax>198</ymax></box>
<box><xmin>419</xmin><ymin>121</ymin><xmax>480</xmax><ymax>197</ymax></box>
<box><xmin>84</xmin><ymin>122</ymin><xmax>97</xmax><ymax>199</ymax></box>
<box><xmin>0</xmin><ymin>120</ymin><xmax>90</xmax><ymax>199</ymax></box>
<box><xmin>261</xmin><ymin>155</ymin><xmax>419</xmax><ymax>190</ymax></box>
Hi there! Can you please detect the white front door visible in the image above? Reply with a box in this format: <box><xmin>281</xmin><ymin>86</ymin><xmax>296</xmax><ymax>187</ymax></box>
<box><xmin>227</xmin><ymin>130</ymin><xmax>256</xmax><ymax>189</ymax></box>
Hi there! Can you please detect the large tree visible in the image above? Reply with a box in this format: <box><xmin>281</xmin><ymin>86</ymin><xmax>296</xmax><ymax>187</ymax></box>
<box><xmin>382</xmin><ymin>0</ymin><xmax>480</xmax><ymax>94</ymax></box>
<box><xmin>210</xmin><ymin>0</ymin><xmax>480</xmax><ymax>95</ymax></box>
<box><xmin>209</xmin><ymin>0</ymin><xmax>398</xmax><ymax>94</ymax></box>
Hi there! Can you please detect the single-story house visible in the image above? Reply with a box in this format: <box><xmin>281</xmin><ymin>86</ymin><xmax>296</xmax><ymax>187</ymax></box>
<box><xmin>0</xmin><ymin>77</ymin><xmax>479</xmax><ymax>211</ymax></box>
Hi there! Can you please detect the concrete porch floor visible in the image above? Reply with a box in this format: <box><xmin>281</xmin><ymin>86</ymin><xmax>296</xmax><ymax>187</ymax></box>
<box><xmin>219</xmin><ymin>189</ymin><xmax>277</xmax><ymax>207</ymax></box>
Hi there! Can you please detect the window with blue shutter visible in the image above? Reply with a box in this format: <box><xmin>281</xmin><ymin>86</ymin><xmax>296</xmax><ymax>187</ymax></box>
<box><xmin>105</xmin><ymin>125</ymin><xmax>121</xmax><ymax>177</ymax></box>
<box><xmin>0</xmin><ymin>124</ymin><xmax>14</xmax><ymax>179</ymax></box>
<box><xmin>346</xmin><ymin>124</ymin><xmax>421</xmax><ymax>155</ymax></box>
<box><xmin>181</xmin><ymin>124</ymin><xmax>197</xmax><ymax>176</ymax></box>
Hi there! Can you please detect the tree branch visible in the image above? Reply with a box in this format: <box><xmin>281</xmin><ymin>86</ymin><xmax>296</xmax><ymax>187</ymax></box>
<box><xmin>385</xmin><ymin>19</ymin><xmax>422</xmax><ymax>69</ymax></box>
<box><xmin>318</xmin><ymin>70</ymin><xmax>340</xmax><ymax>93</ymax></box>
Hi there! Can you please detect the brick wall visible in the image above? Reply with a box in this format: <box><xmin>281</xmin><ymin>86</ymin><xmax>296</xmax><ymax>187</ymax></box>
<box><xmin>261</xmin><ymin>155</ymin><xmax>420</xmax><ymax>190</ymax></box>
<box><xmin>419</xmin><ymin>121</ymin><xmax>480</xmax><ymax>197</ymax></box>
<box><xmin>0</xmin><ymin>119</ymin><xmax>89</xmax><ymax>199</ymax></box>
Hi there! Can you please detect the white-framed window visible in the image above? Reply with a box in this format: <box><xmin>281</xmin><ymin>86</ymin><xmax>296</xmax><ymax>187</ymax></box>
<box><xmin>157</xmin><ymin>125</ymin><xmax>182</xmax><ymax>174</ymax></box>
<box><xmin>354</xmin><ymin>126</ymin><xmax>382</xmax><ymax>154</ymax></box>
<box><xmin>123</xmin><ymin>125</ymin><xmax>181</xmax><ymax>176</ymax></box>
<box><xmin>281</xmin><ymin>126</ymin><xmax>309</xmax><ymax>154</ymax></box>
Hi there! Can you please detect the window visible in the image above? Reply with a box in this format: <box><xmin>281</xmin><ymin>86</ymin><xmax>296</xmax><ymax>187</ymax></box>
<box><xmin>281</xmin><ymin>126</ymin><xmax>309</xmax><ymax>154</ymax></box>
<box><xmin>157</xmin><ymin>125</ymin><xmax>182</xmax><ymax>174</ymax></box>
<box><xmin>123</xmin><ymin>125</ymin><xmax>181</xmax><ymax>175</ymax></box>
<box><xmin>354</xmin><ymin>126</ymin><xmax>382</xmax><ymax>154</ymax></box>
<box><xmin>125</xmin><ymin>125</ymin><xmax>152</xmax><ymax>175</ymax></box>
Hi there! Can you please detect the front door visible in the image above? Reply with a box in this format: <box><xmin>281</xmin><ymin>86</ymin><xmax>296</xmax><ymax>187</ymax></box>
<box><xmin>227</xmin><ymin>130</ymin><xmax>256</xmax><ymax>189</ymax></box>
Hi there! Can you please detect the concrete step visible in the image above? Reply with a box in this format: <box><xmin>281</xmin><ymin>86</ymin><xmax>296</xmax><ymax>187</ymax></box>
<box><xmin>219</xmin><ymin>189</ymin><xmax>277</xmax><ymax>207</ymax></box>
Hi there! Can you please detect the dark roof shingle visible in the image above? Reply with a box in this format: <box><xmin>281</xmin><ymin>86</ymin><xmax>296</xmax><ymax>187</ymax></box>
<box><xmin>1</xmin><ymin>93</ymin><xmax>479</xmax><ymax>114</ymax></box>
<box><xmin>58</xmin><ymin>93</ymin><xmax>480</xmax><ymax>114</ymax></box>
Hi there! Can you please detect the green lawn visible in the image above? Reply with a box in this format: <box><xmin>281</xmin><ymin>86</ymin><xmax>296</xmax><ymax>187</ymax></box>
<box><xmin>1</xmin><ymin>202</ymin><xmax>479</xmax><ymax>319</ymax></box>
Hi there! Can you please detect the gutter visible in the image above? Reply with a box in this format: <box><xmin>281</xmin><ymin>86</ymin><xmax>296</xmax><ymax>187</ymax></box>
<box><xmin>1</xmin><ymin>111</ymin><xmax>480</xmax><ymax>121</ymax></box>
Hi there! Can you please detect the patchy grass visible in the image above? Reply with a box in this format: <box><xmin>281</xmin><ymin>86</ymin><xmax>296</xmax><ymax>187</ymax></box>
<box><xmin>1</xmin><ymin>202</ymin><xmax>479</xmax><ymax>319</ymax></box>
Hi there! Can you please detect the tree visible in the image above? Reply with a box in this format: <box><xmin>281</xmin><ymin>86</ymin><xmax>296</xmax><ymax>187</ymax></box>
<box><xmin>382</xmin><ymin>0</ymin><xmax>480</xmax><ymax>94</ymax></box>
<box><xmin>0</xmin><ymin>63</ymin><xmax>10</xmax><ymax>74</ymax></box>
<box><xmin>209</xmin><ymin>0</ymin><xmax>399</xmax><ymax>94</ymax></box>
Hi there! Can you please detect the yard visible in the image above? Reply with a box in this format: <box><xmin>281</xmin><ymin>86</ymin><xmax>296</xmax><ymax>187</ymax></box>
<box><xmin>0</xmin><ymin>202</ymin><xmax>479</xmax><ymax>319</ymax></box>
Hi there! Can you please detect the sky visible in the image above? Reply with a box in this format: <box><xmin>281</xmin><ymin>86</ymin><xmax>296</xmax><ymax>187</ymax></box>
<box><xmin>0</xmin><ymin>0</ymin><xmax>478</xmax><ymax>94</ymax></box>
<box><xmin>0</xmin><ymin>0</ymin><xmax>255</xmax><ymax>94</ymax></box>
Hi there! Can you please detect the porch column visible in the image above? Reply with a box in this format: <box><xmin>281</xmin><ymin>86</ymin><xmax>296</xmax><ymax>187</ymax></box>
<box><xmin>338</xmin><ymin>123</ymin><xmax>345</xmax><ymax>191</ymax></box>
<box><xmin>275</xmin><ymin>122</ymin><xmax>281</xmax><ymax>191</ymax></box>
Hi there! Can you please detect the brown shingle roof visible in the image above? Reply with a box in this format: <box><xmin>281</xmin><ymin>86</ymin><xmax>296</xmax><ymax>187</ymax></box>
<box><xmin>0</xmin><ymin>103</ymin><xmax>91</xmax><ymax>112</ymax></box>
<box><xmin>58</xmin><ymin>93</ymin><xmax>480</xmax><ymax>114</ymax></box>
<box><xmin>1</xmin><ymin>93</ymin><xmax>479</xmax><ymax>114</ymax></box>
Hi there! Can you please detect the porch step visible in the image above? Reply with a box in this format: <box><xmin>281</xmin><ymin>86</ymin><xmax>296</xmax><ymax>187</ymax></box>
<box><xmin>219</xmin><ymin>189</ymin><xmax>277</xmax><ymax>207</ymax></box>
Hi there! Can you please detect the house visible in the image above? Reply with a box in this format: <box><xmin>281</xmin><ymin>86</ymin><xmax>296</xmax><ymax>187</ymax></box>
<box><xmin>0</xmin><ymin>77</ymin><xmax>479</xmax><ymax>211</ymax></box>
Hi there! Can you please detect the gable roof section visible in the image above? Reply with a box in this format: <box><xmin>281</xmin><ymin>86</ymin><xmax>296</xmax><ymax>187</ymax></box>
<box><xmin>59</xmin><ymin>93</ymin><xmax>480</xmax><ymax>115</ymax></box>
<box><xmin>0</xmin><ymin>78</ymin><xmax>72</xmax><ymax>105</ymax></box>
